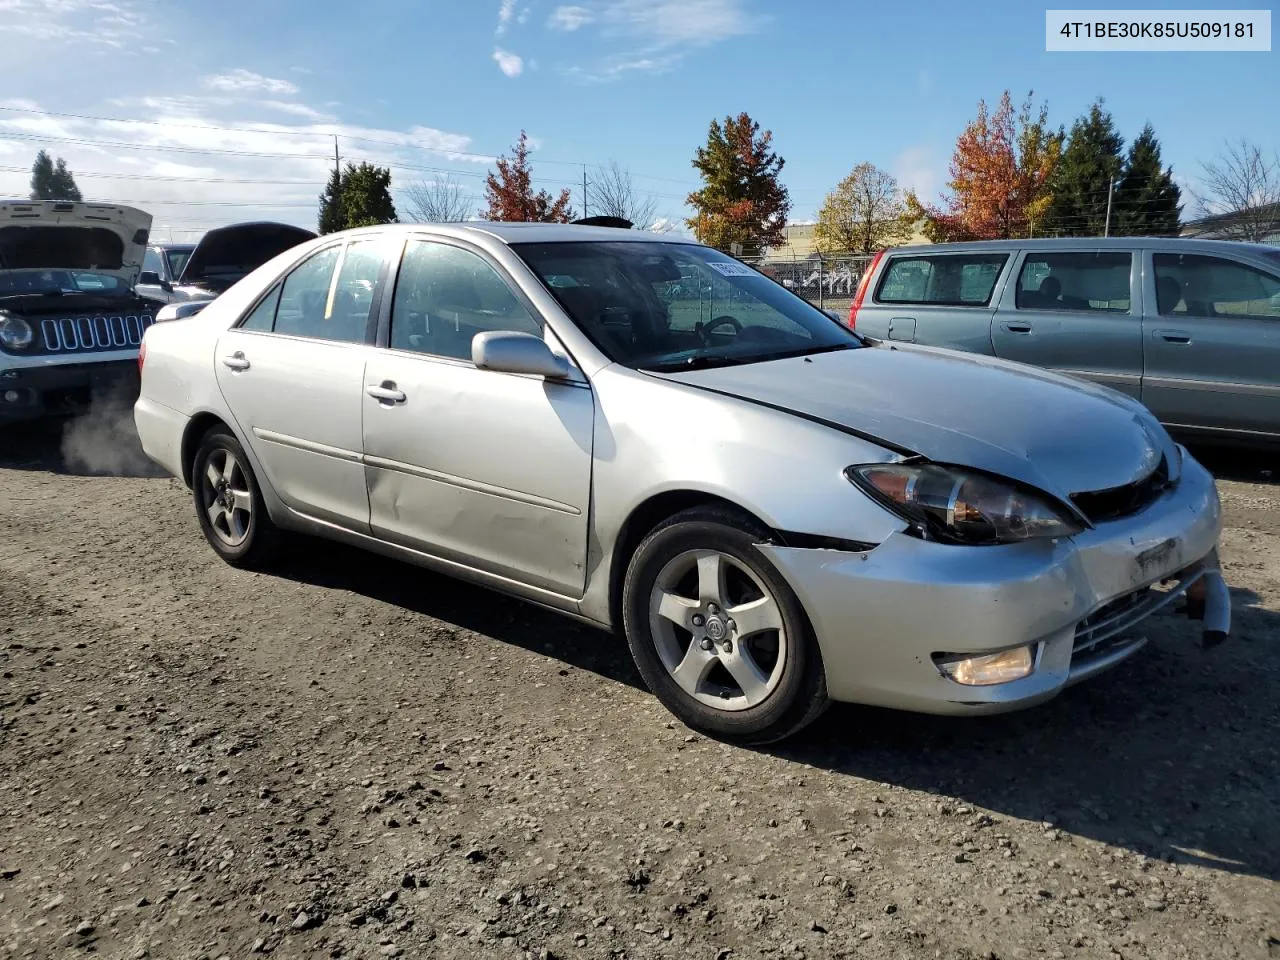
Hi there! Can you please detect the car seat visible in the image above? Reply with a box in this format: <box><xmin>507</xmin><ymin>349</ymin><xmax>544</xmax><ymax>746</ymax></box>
<box><xmin>1156</xmin><ymin>276</ymin><xmax>1183</xmax><ymax>315</ymax></box>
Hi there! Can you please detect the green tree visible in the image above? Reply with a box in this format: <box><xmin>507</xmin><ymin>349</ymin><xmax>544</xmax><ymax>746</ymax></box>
<box><xmin>686</xmin><ymin>112</ymin><xmax>790</xmax><ymax>257</ymax></box>
<box><xmin>317</xmin><ymin>164</ymin><xmax>346</xmax><ymax>234</ymax></box>
<box><xmin>1047</xmin><ymin>98</ymin><xmax>1124</xmax><ymax>236</ymax></box>
<box><xmin>1114</xmin><ymin>124</ymin><xmax>1181</xmax><ymax>235</ymax></box>
<box><xmin>29</xmin><ymin>150</ymin><xmax>83</xmax><ymax>201</ymax></box>
<box><xmin>814</xmin><ymin>163</ymin><xmax>914</xmax><ymax>254</ymax></box>
<box><xmin>340</xmin><ymin>162</ymin><xmax>398</xmax><ymax>228</ymax></box>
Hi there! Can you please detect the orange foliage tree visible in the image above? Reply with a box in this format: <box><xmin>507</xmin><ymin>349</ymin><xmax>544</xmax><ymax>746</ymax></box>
<box><xmin>482</xmin><ymin>131</ymin><xmax>575</xmax><ymax>223</ymax></box>
<box><xmin>909</xmin><ymin>91</ymin><xmax>1062</xmax><ymax>241</ymax></box>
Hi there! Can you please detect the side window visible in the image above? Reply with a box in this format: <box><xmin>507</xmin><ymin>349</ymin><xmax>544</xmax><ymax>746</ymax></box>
<box><xmin>389</xmin><ymin>240</ymin><xmax>542</xmax><ymax>360</ymax></box>
<box><xmin>239</xmin><ymin>282</ymin><xmax>282</xmax><ymax>332</ymax></box>
<box><xmin>273</xmin><ymin>244</ymin><xmax>373</xmax><ymax>344</ymax></box>
<box><xmin>1153</xmin><ymin>253</ymin><xmax>1280</xmax><ymax>320</ymax></box>
<box><xmin>1015</xmin><ymin>252</ymin><xmax>1132</xmax><ymax>313</ymax></box>
<box><xmin>875</xmin><ymin>254</ymin><xmax>1008</xmax><ymax>306</ymax></box>
<box><xmin>142</xmin><ymin>247</ymin><xmax>164</xmax><ymax>277</ymax></box>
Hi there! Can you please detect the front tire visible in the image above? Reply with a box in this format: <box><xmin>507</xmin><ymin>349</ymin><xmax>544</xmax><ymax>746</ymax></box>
<box><xmin>191</xmin><ymin>426</ymin><xmax>282</xmax><ymax>569</ymax></box>
<box><xmin>622</xmin><ymin>506</ymin><xmax>829</xmax><ymax>745</ymax></box>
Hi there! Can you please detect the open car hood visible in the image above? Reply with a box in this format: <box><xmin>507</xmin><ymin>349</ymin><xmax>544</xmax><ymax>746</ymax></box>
<box><xmin>178</xmin><ymin>221</ymin><xmax>316</xmax><ymax>294</ymax></box>
<box><xmin>0</xmin><ymin>200</ymin><xmax>151</xmax><ymax>286</ymax></box>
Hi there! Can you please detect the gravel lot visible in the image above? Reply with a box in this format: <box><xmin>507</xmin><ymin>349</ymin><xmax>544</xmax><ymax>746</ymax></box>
<box><xmin>1</xmin><ymin>407</ymin><xmax>1277</xmax><ymax>960</ymax></box>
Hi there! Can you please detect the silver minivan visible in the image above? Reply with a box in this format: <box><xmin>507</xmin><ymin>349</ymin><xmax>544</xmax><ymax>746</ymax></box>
<box><xmin>849</xmin><ymin>238</ymin><xmax>1280</xmax><ymax>443</ymax></box>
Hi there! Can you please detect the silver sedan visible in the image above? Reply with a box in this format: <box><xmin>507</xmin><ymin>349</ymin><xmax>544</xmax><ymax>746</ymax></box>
<box><xmin>133</xmin><ymin>223</ymin><xmax>1231</xmax><ymax>744</ymax></box>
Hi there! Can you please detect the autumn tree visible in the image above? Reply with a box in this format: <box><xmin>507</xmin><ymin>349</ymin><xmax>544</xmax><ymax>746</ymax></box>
<box><xmin>404</xmin><ymin>175</ymin><xmax>473</xmax><ymax>223</ymax></box>
<box><xmin>1194</xmin><ymin>139</ymin><xmax>1280</xmax><ymax>242</ymax></box>
<box><xmin>910</xmin><ymin>91</ymin><xmax>1061</xmax><ymax>242</ymax></box>
<box><xmin>30</xmin><ymin>150</ymin><xmax>83</xmax><ymax>201</ymax></box>
<box><xmin>588</xmin><ymin>160</ymin><xmax>659</xmax><ymax>228</ymax></box>
<box><xmin>813</xmin><ymin>163</ymin><xmax>913</xmax><ymax>254</ymax></box>
<box><xmin>482</xmin><ymin>131</ymin><xmax>574</xmax><ymax>222</ymax></box>
<box><xmin>1046</xmin><ymin>99</ymin><xmax>1124</xmax><ymax>236</ymax></box>
<box><xmin>687</xmin><ymin>112</ymin><xmax>790</xmax><ymax>257</ymax></box>
<box><xmin>1114</xmin><ymin>124</ymin><xmax>1181</xmax><ymax>235</ymax></box>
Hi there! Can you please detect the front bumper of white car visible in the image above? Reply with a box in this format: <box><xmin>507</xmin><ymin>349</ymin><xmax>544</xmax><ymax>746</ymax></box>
<box><xmin>760</xmin><ymin>448</ymin><xmax>1227</xmax><ymax>714</ymax></box>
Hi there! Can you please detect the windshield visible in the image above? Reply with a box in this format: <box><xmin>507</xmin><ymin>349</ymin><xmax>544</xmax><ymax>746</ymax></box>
<box><xmin>0</xmin><ymin>269</ymin><xmax>130</xmax><ymax>296</ymax></box>
<box><xmin>165</xmin><ymin>249</ymin><xmax>193</xmax><ymax>279</ymax></box>
<box><xmin>511</xmin><ymin>240</ymin><xmax>862</xmax><ymax>371</ymax></box>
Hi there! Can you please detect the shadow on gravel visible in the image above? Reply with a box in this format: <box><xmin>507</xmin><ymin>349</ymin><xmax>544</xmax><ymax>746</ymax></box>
<box><xmin>272</xmin><ymin>542</ymin><xmax>645</xmax><ymax>692</ymax></box>
<box><xmin>772</xmin><ymin>590</ymin><xmax>1280</xmax><ymax>883</ymax></box>
<box><xmin>1183</xmin><ymin>439</ymin><xmax>1280</xmax><ymax>486</ymax></box>
<box><xmin>0</xmin><ymin>390</ymin><xmax>167</xmax><ymax>479</ymax></box>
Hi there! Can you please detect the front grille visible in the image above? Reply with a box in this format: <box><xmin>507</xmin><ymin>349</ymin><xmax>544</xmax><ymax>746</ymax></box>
<box><xmin>1070</xmin><ymin>455</ymin><xmax>1173</xmax><ymax>525</ymax></box>
<box><xmin>34</xmin><ymin>312</ymin><xmax>154</xmax><ymax>355</ymax></box>
<box><xmin>1072</xmin><ymin>570</ymin><xmax>1194</xmax><ymax>663</ymax></box>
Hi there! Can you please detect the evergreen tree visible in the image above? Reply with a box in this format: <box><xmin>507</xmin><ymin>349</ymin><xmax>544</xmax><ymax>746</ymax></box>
<box><xmin>317</xmin><ymin>164</ymin><xmax>346</xmax><ymax>235</ymax></box>
<box><xmin>1114</xmin><ymin>124</ymin><xmax>1181</xmax><ymax>235</ymax></box>
<box><xmin>340</xmin><ymin>162</ymin><xmax>398</xmax><ymax>228</ymax></box>
<box><xmin>30</xmin><ymin>150</ymin><xmax>82</xmax><ymax>201</ymax></box>
<box><xmin>1047</xmin><ymin>99</ymin><xmax>1124</xmax><ymax>236</ymax></box>
<box><xmin>686</xmin><ymin>112</ymin><xmax>790</xmax><ymax>257</ymax></box>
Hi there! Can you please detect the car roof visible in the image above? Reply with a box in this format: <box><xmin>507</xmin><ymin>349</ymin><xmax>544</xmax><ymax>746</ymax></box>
<box><xmin>340</xmin><ymin>222</ymin><xmax>683</xmax><ymax>245</ymax></box>
<box><xmin>884</xmin><ymin>236</ymin><xmax>1279</xmax><ymax>257</ymax></box>
<box><xmin>152</xmin><ymin>242</ymin><xmax>197</xmax><ymax>250</ymax></box>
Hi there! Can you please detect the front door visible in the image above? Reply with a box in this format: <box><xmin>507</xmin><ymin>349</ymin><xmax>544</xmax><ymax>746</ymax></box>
<box><xmin>991</xmin><ymin>249</ymin><xmax>1144</xmax><ymax>400</ymax></box>
<box><xmin>361</xmin><ymin>237</ymin><xmax>594</xmax><ymax>597</ymax></box>
<box><xmin>1142</xmin><ymin>250</ymin><xmax>1280</xmax><ymax>437</ymax></box>
<box><xmin>215</xmin><ymin>237</ymin><xmax>389</xmax><ymax>531</ymax></box>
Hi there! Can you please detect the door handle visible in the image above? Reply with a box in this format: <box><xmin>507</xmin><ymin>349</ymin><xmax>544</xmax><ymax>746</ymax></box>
<box><xmin>221</xmin><ymin>351</ymin><xmax>250</xmax><ymax>371</ymax></box>
<box><xmin>366</xmin><ymin>382</ymin><xmax>407</xmax><ymax>404</ymax></box>
<box><xmin>1002</xmin><ymin>321</ymin><xmax>1032</xmax><ymax>334</ymax></box>
<box><xmin>1154</xmin><ymin>329</ymin><xmax>1192</xmax><ymax>344</ymax></box>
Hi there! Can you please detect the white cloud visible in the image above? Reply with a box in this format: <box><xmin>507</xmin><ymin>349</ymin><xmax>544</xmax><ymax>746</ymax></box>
<box><xmin>549</xmin><ymin>4</ymin><xmax>594</xmax><ymax>30</ymax></box>
<box><xmin>261</xmin><ymin>100</ymin><xmax>335</xmax><ymax>122</ymax></box>
<box><xmin>202</xmin><ymin>69</ymin><xmax>299</xmax><ymax>95</ymax></box>
<box><xmin>0</xmin><ymin>0</ymin><xmax>146</xmax><ymax>48</ymax></box>
<box><xmin>556</xmin><ymin>0</ymin><xmax>764</xmax><ymax>82</ymax></box>
<box><xmin>492</xmin><ymin>48</ymin><xmax>524</xmax><ymax>77</ymax></box>
<box><xmin>495</xmin><ymin>0</ymin><xmax>517</xmax><ymax>34</ymax></box>
<box><xmin>891</xmin><ymin>146</ymin><xmax>939</xmax><ymax>201</ymax></box>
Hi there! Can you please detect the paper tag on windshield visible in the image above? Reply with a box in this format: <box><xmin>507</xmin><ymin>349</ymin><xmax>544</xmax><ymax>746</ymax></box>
<box><xmin>707</xmin><ymin>261</ymin><xmax>756</xmax><ymax>277</ymax></box>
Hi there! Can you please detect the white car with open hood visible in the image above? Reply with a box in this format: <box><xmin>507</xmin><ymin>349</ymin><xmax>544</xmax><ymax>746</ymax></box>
<box><xmin>0</xmin><ymin>199</ymin><xmax>163</xmax><ymax>425</ymax></box>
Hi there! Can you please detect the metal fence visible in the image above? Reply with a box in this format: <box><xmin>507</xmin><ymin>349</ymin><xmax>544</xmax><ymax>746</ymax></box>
<box><xmin>738</xmin><ymin>253</ymin><xmax>877</xmax><ymax>316</ymax></box>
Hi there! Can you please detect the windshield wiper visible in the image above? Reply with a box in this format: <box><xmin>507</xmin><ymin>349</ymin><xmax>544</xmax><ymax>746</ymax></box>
<box><xmin>640</xmin><ymin>353</ymin><xmax>749</xmax><ymax>372</ymax></box>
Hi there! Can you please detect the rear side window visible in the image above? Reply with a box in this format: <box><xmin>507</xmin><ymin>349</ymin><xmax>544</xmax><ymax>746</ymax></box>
<box><xmin>875</xmin><ymin>254</ymin><xmax>1008</xmax><ymax>306</ymax></box>
<box><xmin>239</xmin><ymin>283</ymin><xmax>282</xmax><ymax>332</ymax></box>
<box><xmin>1153</xmin><ymin>253</ymin><xmax>1280</xmax><ymax>320</ymax></box>
<box><xmin>1015</xmin><ymin>252</ymin><xmax>1132</xmax><ymax>313</ymax></box>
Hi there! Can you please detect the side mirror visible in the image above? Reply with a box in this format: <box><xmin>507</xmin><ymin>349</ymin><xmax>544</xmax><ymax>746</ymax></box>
<box><xmin>472</xmin><ymin>330</ymin><xmax>572</xmax><ymax>379</ymax></box>
<box><xmin>156</xmin><ymin>301</ymin><xmax>208</xmax><ymax>322</ymax></box>
<box><xmin>823</xmin><ymin>308</ymin><xmax>842</xmax><ymax>322</ymax></box>
<box><xmin>138</xmin><ymin>272</ymin><xmax>172</xmax><ymax>291</ymax></box>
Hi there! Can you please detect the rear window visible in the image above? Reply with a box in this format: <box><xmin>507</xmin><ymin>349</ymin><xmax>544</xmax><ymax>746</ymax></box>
<box><xmin>1015</xmin><ymin>252</ymin><xmax>1132</xmax><ymax>313</ymax></box>
<box><xmin>875</xmin><ymin>253</ymin><xmax>1008</xmax><ymax>306</ymax></box>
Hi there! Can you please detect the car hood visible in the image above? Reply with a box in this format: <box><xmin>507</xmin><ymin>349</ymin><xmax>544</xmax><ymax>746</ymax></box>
<box><xmin>653</xmin><ymin>342</ymin><xmax>1175</xmax><ymax>500</ymax></box>
<box><xmin>178</xmin><ymin>221</ymin><xmax>316</xmax><ymax>292</ymax></box>
<box><xmin>0</xmin><ymin>200</ymin><xmax>152</xmax><ymax>286</ymax></box>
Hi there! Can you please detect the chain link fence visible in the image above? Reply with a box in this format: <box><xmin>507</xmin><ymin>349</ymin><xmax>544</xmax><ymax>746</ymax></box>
<box><xmin>738</xmin><ymin>253</ymin><xmax>877</xmax><ymax>317</ymax></box>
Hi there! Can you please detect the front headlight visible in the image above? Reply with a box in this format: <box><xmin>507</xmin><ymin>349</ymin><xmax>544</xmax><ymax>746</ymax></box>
<box><xmin>846</xmin><ymin>462</ymin><xmax>1082</xmax><ymax>545</ymax></box>
<box><xmin>0</xmin><ymin>313</ymin><xmax>33</xmax><ymax>350</ymax></box>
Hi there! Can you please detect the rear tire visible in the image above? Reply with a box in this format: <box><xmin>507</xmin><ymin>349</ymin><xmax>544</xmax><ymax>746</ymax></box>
<box><xmin>191</xmin><ymin>425</ymin><xmax>282</xmax><ymax>569</ymax></box>
<box><xmin>622</xmin><ymin>506</ymin><xmax>829</xmax><ymax>745</ymax></box>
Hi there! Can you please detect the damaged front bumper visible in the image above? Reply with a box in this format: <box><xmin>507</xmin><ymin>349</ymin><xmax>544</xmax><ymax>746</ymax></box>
<box><xmin>759</xmin><ymin>449</ymin><xmax>1229</xmax><ymax>715</ymax></box>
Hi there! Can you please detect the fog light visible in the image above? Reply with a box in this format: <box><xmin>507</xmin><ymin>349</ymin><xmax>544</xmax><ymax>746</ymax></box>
<box><xmin>3</xmin><ymin>389</ymin><xmax>18</xmax><ymax>403</ymax></box>
<box><xmin>935</xmin><ymin>645</ymin><xmax>1036</xmax><ymax>686</ymax></box>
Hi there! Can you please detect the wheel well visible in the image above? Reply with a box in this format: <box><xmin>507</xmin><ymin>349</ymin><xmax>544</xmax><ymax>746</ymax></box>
<box><xmin>180</xmin><ymin>412</ymin><xmax>230</xmax><ymax>487</ymax></box>
<box><xmin>607</xmin><ymin>491</ymin><xmax>773</xmax><ymax>630</ymax></box>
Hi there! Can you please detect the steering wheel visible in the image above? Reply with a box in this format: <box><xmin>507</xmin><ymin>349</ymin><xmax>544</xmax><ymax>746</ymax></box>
<box><xmin>697</xmin><ymin>314</ymin><xmax>743</xmax><ymax>343</ymax></box>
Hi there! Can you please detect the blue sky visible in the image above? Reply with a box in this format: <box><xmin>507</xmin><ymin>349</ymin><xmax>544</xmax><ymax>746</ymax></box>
<box><xmin>0</xmin><ymin>0</ymin><xmax>1274</xmax><ymax>239</ymax></box>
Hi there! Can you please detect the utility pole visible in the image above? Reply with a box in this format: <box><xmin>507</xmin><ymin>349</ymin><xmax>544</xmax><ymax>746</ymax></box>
<box><xmin>334</xmin><ymin>135</ymin><xmax>340</xmax><ymax>182</ymax></box>
<box><xmin>582</xmin><ymin>164</ymin><xmax>589</xmax><ymax>219</ymax></box>
<box><xmin>1103</xmin><ymin>177</ymin><xmax>1117</xmax><ymax>237</ymax></box>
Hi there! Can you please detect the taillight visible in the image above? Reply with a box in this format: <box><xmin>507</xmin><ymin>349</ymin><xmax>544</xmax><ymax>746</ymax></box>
<box><xmin>849</xmin><ymin>249</ymin><xmax>885</xmax><ymax>328</ymax></box>
<box><xmin>138</xmin><ymin>338</ymin><xmax>146</xmax><ymax>375</ymax></box>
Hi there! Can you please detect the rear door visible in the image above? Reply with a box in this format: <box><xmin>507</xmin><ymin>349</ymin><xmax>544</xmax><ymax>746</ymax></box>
<box><xmin>1142</xmin><ymin>249</ymin><xmax>1280</xmax><ymax>437</ymax></box>
<box><xmin>214</xmin><ymin>236</ymin><xmax>392</xmax><ymax>531</ymax></box>
<box><xmin>858</xmin><ymin>250</ymin><xmax>1009</xmax><ymax>353</ymax></box>
<box><xmin>991</xmin><ymin>248</ymin><xmax>1143</xmax><ymax>399</ymax></box>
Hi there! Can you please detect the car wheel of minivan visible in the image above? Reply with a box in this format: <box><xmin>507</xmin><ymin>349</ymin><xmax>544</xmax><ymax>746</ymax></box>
<box><xmin>622</xmin><ymin>506</ymin><xmax>829</xmax><ymax>745</ymax></box>
<box><xmin>191</xmin><ymin>425</ymin><xmax>282</xmax><ymax>569</ymax></box>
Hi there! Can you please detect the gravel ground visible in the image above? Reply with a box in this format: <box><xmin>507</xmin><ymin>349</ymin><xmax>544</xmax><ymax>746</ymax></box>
<box><xmin>1</xmin><ymin>411</ymin><xmax>1277</xmax><ymax>960</ymax></box>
